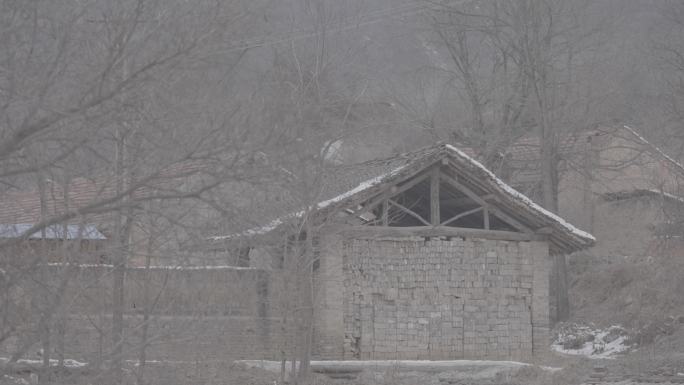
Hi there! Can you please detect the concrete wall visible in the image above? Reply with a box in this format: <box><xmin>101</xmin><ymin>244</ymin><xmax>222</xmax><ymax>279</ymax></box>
<box><xmin>316</xmin><ymin>235</ymin><xmax>550</xmax><ymax>361</ymax></box>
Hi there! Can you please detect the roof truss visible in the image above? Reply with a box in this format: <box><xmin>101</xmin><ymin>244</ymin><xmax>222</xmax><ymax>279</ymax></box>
<box><xmin>346</xmin><ymin>163</ymin><xmax>531</xmax><ymax>234</ymax></box>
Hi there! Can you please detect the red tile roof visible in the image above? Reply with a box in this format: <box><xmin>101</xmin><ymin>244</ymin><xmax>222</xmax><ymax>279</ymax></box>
<box><xmin>0</xmin><ymin>159</ymin><xmax>212</xmax><ymax>232</ymax></box>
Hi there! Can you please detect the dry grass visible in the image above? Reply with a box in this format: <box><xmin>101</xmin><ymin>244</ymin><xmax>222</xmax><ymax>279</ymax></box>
<box><xmin>569</xmin><ymin>252</ymin><xmax>684</xmax><ymax>330</ymax></box>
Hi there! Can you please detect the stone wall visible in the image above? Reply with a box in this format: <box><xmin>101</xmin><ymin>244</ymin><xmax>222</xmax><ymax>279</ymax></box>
<box><xmin>333</xmin><ymin>236</ymin><xmax>550</xmax><ymax>361</ymax></box>
<box><xmin>6</xmin><ymin>237</ymin><xmax>552</xmax><ymax>363</ymax></box>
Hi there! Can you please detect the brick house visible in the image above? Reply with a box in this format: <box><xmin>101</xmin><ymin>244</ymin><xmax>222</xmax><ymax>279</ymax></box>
<box><xmin>498</xmin><ymin>125</ymin><xmax>684</xmax><ymax>257</ymax></box>
<box><xmin>215</xmin><ymin>143</ymin><xmax>595</xmax><ymax>360</ymax></box>
<box><xmin>0</xmin><ymin>179</ymin><xmax>109</xmax><ymax>264</ymax></box>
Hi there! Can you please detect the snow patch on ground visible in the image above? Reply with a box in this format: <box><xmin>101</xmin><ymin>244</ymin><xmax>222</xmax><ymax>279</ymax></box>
<box><xmin>236</xmin><ymin>359</ymin><xmax>560</xmax><ymax>373</ymax></box>
<box><xmin>0</xmin><ymin>357</ymin><xmax>88</xmax><ymax>368</ymax></box>
<box><xmin>2</xmin><ymin>375</ymin><xmax>29</xmax><ymax>385</ymax></box>
<box><xmin>44</xmin><ymin>263</ymin><xmax>257</xmax><ymax>270</ymax></box>
<box><xmin>552</xmin><ymin>324</ymin><xmax>631</xmax><ymax>359</ymax></box>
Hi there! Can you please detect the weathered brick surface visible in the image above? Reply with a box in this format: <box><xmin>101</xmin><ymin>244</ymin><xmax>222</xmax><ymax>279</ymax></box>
<box><xmin>331</xmin><ymin>236</ymin><xmax>549</xmax><ymax>360</ymax></box>
<box><xmin>6</xmin><ymin>237</ymin><xmax>551</xmax><ymax>363</ymax></box>
<box><xmin>313</xmin><ymin>234</ymin><xmax>346</xmax><ymax>359</ymax></box>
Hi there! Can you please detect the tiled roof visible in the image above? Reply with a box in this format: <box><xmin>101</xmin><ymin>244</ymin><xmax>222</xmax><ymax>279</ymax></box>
<box><xmin>499</xmin><ymin>125</ymin><xmax>680</xmax><ymax>168</ymax></box>
<box><xmin>502</xmin><ymin>132</ymin><xmax>593</xmax><ymax>162</ymax></box>
<box><xmin>0</xmin><ymin>159</ymin><xmax>211</xmax><ymax>237</ymax></box>
<box><xmin>602</xmin><ymin>189</ymin><xmax>684</xmax><ymax>203</ymax></box>
<box><xmin>0</xmin><ymin>177</ymin><xmax>116</xmax><ymax>225</ymax></box>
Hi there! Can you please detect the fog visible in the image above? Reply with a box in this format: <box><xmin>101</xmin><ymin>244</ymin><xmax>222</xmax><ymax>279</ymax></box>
<box><xmin>1</xmin><ymin>1</ymin><xmax>684</xmax><ymax>384</ymax></box>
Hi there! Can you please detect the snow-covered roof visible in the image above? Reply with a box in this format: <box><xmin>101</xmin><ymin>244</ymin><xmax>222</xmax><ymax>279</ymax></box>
<box><xmin>622</xmin><ymin>125</ymin><xmax>684</xmax><ymax>176</ymax></box>
<box><xmin>0</xmin><ymin>224</ymin><xmax>106</xmax><ymax>240</ymax></box>
<box><xmin>211</xmin><ymin>143</ymin><xmax>595</xmax><ymax>254</ymax></box>
<box><xmin>443</xmin><ymin>144</ymin><xmax>595</xmax><ymax>245</ymax></box>
<box><xmin>602</xmin><ymin>188</ymin><xmax>684</xmax><ymax>204</ymax></box>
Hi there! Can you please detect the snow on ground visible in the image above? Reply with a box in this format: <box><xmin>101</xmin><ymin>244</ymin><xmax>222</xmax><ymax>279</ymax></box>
<box><xmin>236</xmin><ymin>359</ymin><xmax>560</xmax><ymax>373</ymax></box>
<box><xmin>552</xmin><ymin>324</ymin><xmax>631</xmax><ymax>359</ymax></box>
<box><xmin>44</xmin><ymin>262</ymin><xmax>257</xmax><ymax>270</ymax></box>
<box><xmin>0</xmin><ymin>357</ymin><xmax>88</xmax><ymax>368</ymax></box>
<box><xmin>2</xmin><ymin>375</ymin><xmax>29</xmax><ymax>385</ymax></box>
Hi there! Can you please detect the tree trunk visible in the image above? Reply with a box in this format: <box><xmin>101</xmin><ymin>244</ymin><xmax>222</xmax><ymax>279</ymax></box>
<box><xmin>111</xmin><ymin>253</ymin><xmax>125</xmax><ymax>384</ymax></box>
<box><xmin>136</xmin><ymin>234</ymin><xmax>154</xmax><ymax>385</ymax></box>
<box><xmin>111</xmin><ymin>129</ymin><xmax>131</xmax><ymax>384</ymax></box>
<box><xmin>539</xmin><ymin>112</ymin><xmax>568</xmax><ymax>323</ymax></box>
<box><xmin>37</xmin><ymin>172</ymin><xmax>51</xmax><ymax>384</ymax></box>
<box><xmin>297</xmin><ymin>223</ymin><xmax>315</xmax><ymax>382</ymax></box>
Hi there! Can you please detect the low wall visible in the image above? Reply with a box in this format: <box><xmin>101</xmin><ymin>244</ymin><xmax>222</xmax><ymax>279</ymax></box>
<box><xmin>3</xmin><ymin>265</ymin><xmax>288</xmax><ymax>363</ymax></box>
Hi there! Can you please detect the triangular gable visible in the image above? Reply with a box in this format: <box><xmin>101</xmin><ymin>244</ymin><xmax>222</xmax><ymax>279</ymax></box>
<box><xmin>339</xmin><ymin>165</ymin><xmax>526</xmax><ymax>233</ymax></box>
<box><xmin>211</xmin><ymin>144</ymin><xmax>595</xmax><ymax>254</ymax></box>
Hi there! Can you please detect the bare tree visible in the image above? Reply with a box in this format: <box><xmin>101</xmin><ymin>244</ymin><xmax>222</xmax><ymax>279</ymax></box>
<box><xmin>420</xmin><ymin>0</ymin><xmax>617</xmax><ymax>322</ymax></box>
<box><xmin>0</xmin><ymin>0</ymin><xmax>290</xmax><ymax>383</ymax></box>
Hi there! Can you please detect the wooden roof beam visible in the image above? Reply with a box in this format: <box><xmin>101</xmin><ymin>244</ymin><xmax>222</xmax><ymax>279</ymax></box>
<box><xmin>439</xmin><ymin>172</ymin><xmax>533</xmax><ymax>234</ymax></box>
<box><xmin>388</xmin><ymin>199</ymin><xmax>431</xmax><ymax>226</ymax></box>
<box><xmin>338</xmin><ymin>225</ymin><xmax>546</xmax><ymax>242</ymax></box>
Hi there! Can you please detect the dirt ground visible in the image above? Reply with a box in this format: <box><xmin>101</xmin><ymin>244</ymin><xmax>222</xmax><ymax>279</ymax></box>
<box><xmin>2</xmin><ymin>341</ymin><xmax>683</xmax><ymax>385</ymax></box>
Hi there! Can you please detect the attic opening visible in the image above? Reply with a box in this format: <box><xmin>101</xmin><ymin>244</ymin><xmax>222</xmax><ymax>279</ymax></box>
<box><xmin>351</xmin><ymin>166</ymin><xmax>518</xmax><ymax>232</ymax></box>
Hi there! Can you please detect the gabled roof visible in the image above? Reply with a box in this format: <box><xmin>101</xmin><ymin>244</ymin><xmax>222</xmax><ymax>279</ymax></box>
<box><xmin>621</xmin><ymin>125</ymin><xmax>684</xmax><ymax>177</ymax></box>
<box><xmin>213</xmin><ymin>143</ymin><xmax>595</xmax><ymax>254</ymax></box>
<box><xmin>602</xmin><ymin>188</ymin><xmax>684</xmax><ymax>204</ymax></box>
<box><xmin>0</xmin><ymin>178</ymin><xmax>114</xmax><ymax>225</ymax></box>
<box><xmin>0</xmin><ymin>160</ymin><xmax>210</xmax><ymax>236</ymax></box>
<box><xmin>497</xmin><ymin>125</ymin><xmax>683</xmax><ymax>171</ymax></box>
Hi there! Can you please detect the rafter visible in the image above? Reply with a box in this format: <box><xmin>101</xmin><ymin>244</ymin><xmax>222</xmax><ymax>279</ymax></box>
<box><xmin>354</xmin><ymin>171</ymin><xmax>432</xmax><ymax>217</ymax></box>
<box><xmin>430</xmin><ymin>167</ymin><xmax>440</xmax><ymax>225</ymax></box>
<box><xmin>388</xmin><ymin>199</ymin><xmax>431</xmax><ymax>226</ymax></box>
<box><xmin>440</xmin><ymin>206</ymin><xmax>483</xmax><ymax>226</ymax></box>
<box><xmin>339</xmin><ymin>225</ymin><xmax>546</xmax><ymax>242</ymax></box>
<box><xmin>439</xmin><ymin>172</ymin><xmax>533</xmax><ymax>233</ymax></box>
<box><xmin>381</xmin><ymin>199</ymin><xmax>389</xmax><ymax>226</ymax></box>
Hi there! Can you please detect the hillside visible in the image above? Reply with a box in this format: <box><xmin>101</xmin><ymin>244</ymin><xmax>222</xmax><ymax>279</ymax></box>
<box><xmin>569</xmin><ymin>252</ymin><xmax>684</xmax><ymax>329</ymax></box>
<box><xmin>550</xmin><ymin>249</ymin><xmax>684</xmax><ymax>378</ymax></box>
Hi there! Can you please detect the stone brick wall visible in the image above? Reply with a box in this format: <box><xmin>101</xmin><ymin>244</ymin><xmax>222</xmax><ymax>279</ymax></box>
<box><xmin>6</xmin><ymin>238</ymin><xmax>551</xmax><ymax>363</ymax></box>
<box><xmin>313</xmin><ymin>234</ymin><xmax>346</xmax><ymax>359</ymax></box>
<box><xmin>334</xmin><ymin>236</ymin><xmax>550</xmax><ymax>361</ymax></box>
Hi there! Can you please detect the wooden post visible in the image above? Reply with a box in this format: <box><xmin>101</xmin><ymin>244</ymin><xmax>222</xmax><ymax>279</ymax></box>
<box><xmin>430</xmin><ymin>168</ymin><xmax>440</xmax><ymax>225</ymax></box>
<box><xmin>382</xmin><ymin>199</ymin><xmax>389</xmax><ymax>226</ymax></box>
